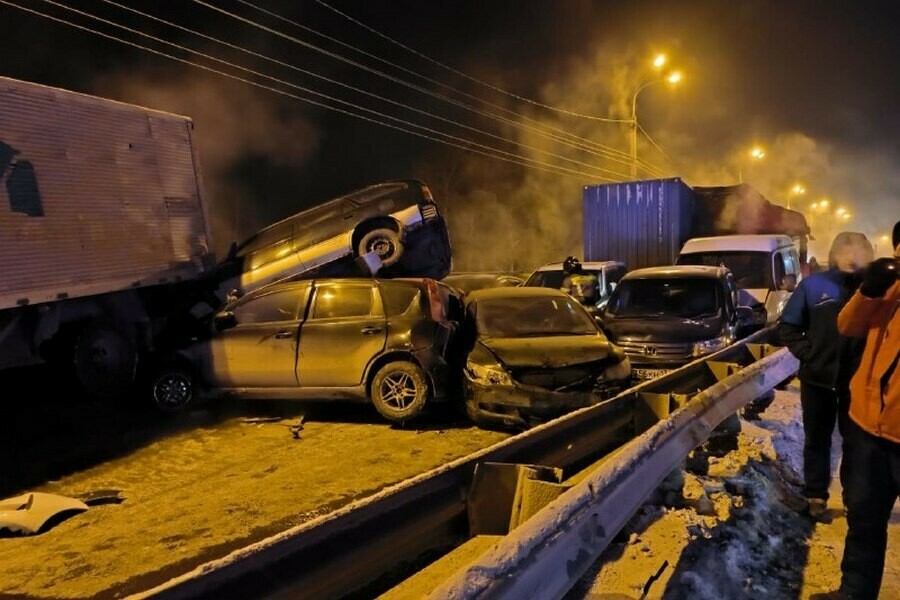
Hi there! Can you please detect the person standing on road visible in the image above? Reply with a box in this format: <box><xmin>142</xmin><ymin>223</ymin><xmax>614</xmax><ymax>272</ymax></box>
<box><xmin>820</xmin><ymin>222</ymin><xmax>900</xmax><ymax>600</ymax></box>
<box><xmin>560</xmin><ymin>256</ymin><xmax>600</xmax><ymax>309</ymax></box>
<box><xmin>778</xmin><ymin>232</ymin><xmax>874</xmax><ymax>520</ymax></box>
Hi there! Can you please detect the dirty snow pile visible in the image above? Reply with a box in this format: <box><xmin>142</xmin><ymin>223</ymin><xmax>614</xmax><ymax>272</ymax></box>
<box><xmin>569</xmin><ymin>387</ymin><xmax>825</xmax><ymax>599</ymax></box>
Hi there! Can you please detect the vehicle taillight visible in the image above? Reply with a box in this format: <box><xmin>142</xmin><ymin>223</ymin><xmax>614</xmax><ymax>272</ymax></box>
<box><xmin>424</xmin><ymin>279</ymin><xmax>447</xmax><ymax>322</ymax></box>
<box><xmin>420</xmin><ymin>203</ymin><xmax>438</xmax><ymax>221</ymax></box>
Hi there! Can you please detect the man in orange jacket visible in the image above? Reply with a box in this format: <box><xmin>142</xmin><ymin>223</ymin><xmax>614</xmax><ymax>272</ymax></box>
<box><xmin>821</xmin><ymin>220</ymin><xmax>900</xmax><ymax>600</ymax></box>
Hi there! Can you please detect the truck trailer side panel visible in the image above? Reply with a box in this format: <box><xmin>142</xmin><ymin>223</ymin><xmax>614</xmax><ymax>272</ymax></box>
<box><xmin>0</xmin><ymin>76</ymin><xmax>211</xmax><ymax>310</ymax></box>
<box><xmin>583</xmin><ymin>178</ymin><xmax>694</xmax><ymax>270</ymax></box>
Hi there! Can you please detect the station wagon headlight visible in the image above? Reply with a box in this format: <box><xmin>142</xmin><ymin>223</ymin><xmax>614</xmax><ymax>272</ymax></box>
<box><xmin>692</xmin><ymin>335</ymin><xmax>729</xmax><ymax>357</ymax></box>
<box><xmin>465</xmin><ymin>360</ymin><xmax>514</xmax><ymax>386</ymax></box>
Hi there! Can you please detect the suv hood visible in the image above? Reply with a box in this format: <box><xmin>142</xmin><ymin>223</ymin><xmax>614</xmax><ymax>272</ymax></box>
<box><xmin>602</xmin><ymin>315</ymin><xmax>724</xmax><ymax>343</ymax></box>
<box><xmin>480</xmin><ymin>335</ymin><xmax>613</xmax><ymax>368</ymax></box>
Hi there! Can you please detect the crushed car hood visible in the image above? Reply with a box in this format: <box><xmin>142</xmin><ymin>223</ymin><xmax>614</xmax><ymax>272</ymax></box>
<box><xmin>480</xmin><ymin>335</ymin><xmax>612</xmax><ymax>368</ymax></box>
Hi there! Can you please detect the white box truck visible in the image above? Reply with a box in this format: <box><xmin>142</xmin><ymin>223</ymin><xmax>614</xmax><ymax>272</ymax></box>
<box><xmin>0</xmin><ymin>76</ymin><xmax>214</xmax><ymax>396</ymax></box>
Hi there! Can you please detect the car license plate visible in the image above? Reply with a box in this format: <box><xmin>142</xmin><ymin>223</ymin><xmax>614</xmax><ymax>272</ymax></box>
<box><xmin>634</xmin><ymin>368</ymin><xmax>671</xmax><ymax>380</ymax></box>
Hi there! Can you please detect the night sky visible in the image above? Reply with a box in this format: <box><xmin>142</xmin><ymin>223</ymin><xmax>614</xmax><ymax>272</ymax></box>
<box><xmin>1</xmin><ymin>0</ymin><xmax>898</xmax><ymax>268</ymax></box>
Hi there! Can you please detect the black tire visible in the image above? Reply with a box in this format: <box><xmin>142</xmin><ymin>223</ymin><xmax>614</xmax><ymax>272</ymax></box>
<box><xmin>357</xmin><ymin>227</ymin><xmax>404</xmax><ymax>267</ymax></box>
<box><xmin>370</xmin><ymin>361</ymin><xmax>429</xmax><ymax>422</ymax></box>
<box><xmin>150</xmin><ymin>366</ymin><xmax>195</xmax><ymax>413</ymax></box>
<box><xmin>73</xmin><ymin>325</ymin><xmax>138</xmax><ymax>399</ymax></box>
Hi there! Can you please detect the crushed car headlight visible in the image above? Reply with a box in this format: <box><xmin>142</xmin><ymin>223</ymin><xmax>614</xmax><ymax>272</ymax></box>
<box><xmin>601</xmin><ymin>356</ymin><xmax>631</xmax><ymax>381</ymax></box>
<box><xmin>465</xmin><ymin>360</ymin><xmax>514</xmax><ymax>386</ymax></box>
<box><xmin>692</xmin><ymin>336</ymin><xmax>729</xmax><ymax>357</ymax></box>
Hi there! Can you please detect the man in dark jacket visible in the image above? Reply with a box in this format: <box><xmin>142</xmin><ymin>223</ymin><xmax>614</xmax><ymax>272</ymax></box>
<box><xmin>778</xmin><ymin>232</ymin><xmax>873</xmax><ymax>520</ymax></box>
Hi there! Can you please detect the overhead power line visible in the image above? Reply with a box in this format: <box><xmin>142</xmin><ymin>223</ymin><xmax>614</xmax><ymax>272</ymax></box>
<box><xmin>311</xmin><ymin>0</ymin><xmax>635</xmax><ymax>124</ymax></box>
<box><xmin>200</xmin><ymin>0</ymin><xmax>666</xmax><ymax>178</ymax></box>
<box><xmin>91</xmin><ymin>0</ymin><xmax>640</xmax><ymax>182</ymax></box>
<box><xmin>0</xmin><ymin>0</ymin><xmax>630</xmax><ymax>183</ymax></box>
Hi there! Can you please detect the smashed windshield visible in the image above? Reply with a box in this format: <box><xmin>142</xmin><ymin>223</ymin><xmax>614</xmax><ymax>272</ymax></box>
<box><xmin>473</xmin><ymin>295</ymin><xmax>598</xmax><ymax>338</ymax></box>
<box><xmin>606</xmin><ymin>278</ymin><xmax>721</xmax><ymax>319</ymax></box>
<box><xmin>677</xmin><ymin>251</ymin><xmax>772</xmax><ymax>289</ymax></box>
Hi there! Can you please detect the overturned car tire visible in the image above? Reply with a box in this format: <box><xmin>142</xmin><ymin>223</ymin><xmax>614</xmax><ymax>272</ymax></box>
<box><xmin>370</xmin><ymin>361</ymin><xmax>429</xmax><ymax>422</ymax></box>
<box><xmin>358</xmin><ymin>227</ymin><xmax>403</xmax><ymax>267</ymax></box>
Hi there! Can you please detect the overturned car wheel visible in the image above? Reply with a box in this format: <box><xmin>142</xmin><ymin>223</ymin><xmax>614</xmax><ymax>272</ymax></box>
<box><xmin>371</xmin><ymin>361</ymin><xmax>429</xmax><ymax>422</ymax></box>
<box><xmin>358</xmin><ymin>227</ymin><xmax>404</xmax><ymax>267</ymax></box>
<box><xmin>150</xmin><ymin>367</ymin><xmax>195</xmax><ymax>414</ymax></box>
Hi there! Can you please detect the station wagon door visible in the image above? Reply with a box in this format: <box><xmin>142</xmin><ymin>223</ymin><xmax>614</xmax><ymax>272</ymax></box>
<box><xmin>206</xmin><ymin>285</ymin><xmax>309</xmax><ymax>388</ymax></box>
<box><xmin>296</xmin><ymin>282</ymin><xmax>387</xmax><ymax>388</ymax></box>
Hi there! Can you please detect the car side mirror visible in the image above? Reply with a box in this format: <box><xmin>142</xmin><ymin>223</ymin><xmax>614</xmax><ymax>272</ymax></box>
<box><xmin>780</xmin><ymin>274</ymin><xmax>797</xmax><ymax>292</ymax></box>
<box><xmin>214</xmin><ymin>311</ymin><xmax>238</xmax><ymax>331</ymax></box>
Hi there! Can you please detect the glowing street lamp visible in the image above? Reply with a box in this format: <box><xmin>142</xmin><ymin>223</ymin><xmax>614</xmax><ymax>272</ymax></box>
<box><xmin>738</xmin><ymin>146</ymin><xmax>766</xmax><ymax>183</ymax></box>
<box><xmin>788</xmin><ymin>182</ymin><xmax>806</xmax><ymax>209</ymax></box>
<box><xmin>629</xmin><ymin>58</ymin><xmax>683</xmax><ymax>178</ymax></box>
<box><xmin>836</xmin><ymin>207</ymin><xmax>847</xmax><ymax>217</ymax></box>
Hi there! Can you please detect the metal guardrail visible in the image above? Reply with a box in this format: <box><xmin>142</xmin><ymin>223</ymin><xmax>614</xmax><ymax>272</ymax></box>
<box><xmin>429</xmin><ymin>342</ymin><xmax>798</xmax><ymax>599</ymax></box>
<box><xmin>130</xmin><ymin>328</ymin><xmax>792</xmax><ymax>600</ymax></box>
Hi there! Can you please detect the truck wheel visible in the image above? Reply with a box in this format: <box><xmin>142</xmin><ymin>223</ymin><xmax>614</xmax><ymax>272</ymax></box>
<box><xmin>370</xmin><ymin>361</ymin><xmax>429</xmax><ymax>422</ymax></box>
<box><xmin>73</xmin><ymin>326</ymin><xmax>138</xmax><ymax>399</ymax></box>
<box><xmin>358</xmin><ymin>228</ymin><xmax>404</xmax><ymax>267</ymax></box>
<box><xmin>150</xmin><ymin>367</ymin><xmax>195</xmax><ymax>413</ymax></box>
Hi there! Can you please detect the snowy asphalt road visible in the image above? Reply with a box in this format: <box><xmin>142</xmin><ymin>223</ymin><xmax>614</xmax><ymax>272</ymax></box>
<box><xmin>569</xmin><ymin>383</ymin><xmax>900</xmax><ymax>600</ymax></box>
<box><xmin>4</xmin><ymin>371</ymin><xmax>898</xmax><ymax>600</ymax></box>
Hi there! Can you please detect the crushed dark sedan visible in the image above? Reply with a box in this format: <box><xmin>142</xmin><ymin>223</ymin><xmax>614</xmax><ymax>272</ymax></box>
<box><xmin>461</xmin><ymin>287</ymin><xmax>631</xmax><ymax>429</ymax></box>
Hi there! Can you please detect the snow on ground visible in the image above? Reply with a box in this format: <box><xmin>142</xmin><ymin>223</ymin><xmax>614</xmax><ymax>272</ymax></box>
<box><xmin>568</xmin><ymin>381</ymin><xmax>900</xmax><ymax>600</ymax></box>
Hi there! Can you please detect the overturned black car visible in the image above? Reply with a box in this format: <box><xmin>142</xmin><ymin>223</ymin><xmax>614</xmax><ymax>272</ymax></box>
<box><xmin>460</xmin><ymin>287</ymin><xmax>631</xmax><ymax>429</ymax></box>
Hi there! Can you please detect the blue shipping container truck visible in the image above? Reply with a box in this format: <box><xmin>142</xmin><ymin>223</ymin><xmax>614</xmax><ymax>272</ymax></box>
<box><xmin>583</xmin><ymin>178</ymin><xmax>695</xmax><ymax>271</ymax></box>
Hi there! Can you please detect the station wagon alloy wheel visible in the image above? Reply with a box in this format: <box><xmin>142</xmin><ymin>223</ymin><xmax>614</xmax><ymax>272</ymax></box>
<box><xmin>371</xmin><ymin>361</ymin><xmax>429</xmax><ymax>422</ymax></box>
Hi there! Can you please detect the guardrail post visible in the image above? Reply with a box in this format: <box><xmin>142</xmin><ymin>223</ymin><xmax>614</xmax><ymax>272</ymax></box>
<box><xmin>706</xmin><ymin>360</ymin><xmax>741</xmax><ymax>382</ymax></box>
<box><xmin>468</xmin><ymin>463</ymin><xmax>566</xmax><ymax>536</ymax></box>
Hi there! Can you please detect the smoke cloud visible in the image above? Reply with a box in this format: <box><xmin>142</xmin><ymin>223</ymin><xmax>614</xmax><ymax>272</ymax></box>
<box><xmin>96</xmin><ymin>67</ymin><xmax>320</xmax><ymax>256</ymax></box>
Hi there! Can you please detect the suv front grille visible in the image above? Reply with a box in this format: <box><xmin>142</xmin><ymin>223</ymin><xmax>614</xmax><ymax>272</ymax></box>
<box><xmin>617</xmin><ymin>340</ymin><xmax>692</xmax><ymax>360</ymax></box>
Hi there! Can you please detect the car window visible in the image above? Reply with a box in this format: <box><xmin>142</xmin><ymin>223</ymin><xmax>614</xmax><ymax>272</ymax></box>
<box><xmin>233</xmin><ymin>290</ymin><xmax>300</xmax><ymax>324</ymax></box>
<box><xmin>380</xmin><ymin>284</ymin><xmax>422</xmax><ymax>317</ymax></box>
<box><xmin>773</xmin><ymin>252</ymin><xmax>787</xmax><ymax>287</ymax></box>
<box><xmin>311</xmin><ymin>285</ymin><xmax>374</xmax><ymax>319</ymax></box>
<box><xmin>677</xmin><ymin>251</ymin><xmax>773</xmax><ymax>289</ymax></box>
<box><xmin>236</xmin><ymin>221</ymin><xmax>293</xmax><ymax>259</ymax></box>
<box><xmin>525</xmin><ymin>269</ymin><xmax>603</xmax><ymax>289</ymax></box>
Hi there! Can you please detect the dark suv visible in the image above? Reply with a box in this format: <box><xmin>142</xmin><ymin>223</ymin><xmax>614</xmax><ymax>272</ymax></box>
<box><xmin>149</xmin><ymin>278</ymin><xmax>460</xmax><ymax>422</ymax></box>
<box><xmin>597</xmin><ymin>265</ymin><xmax>753</xmax><ymax>380</ymax></box>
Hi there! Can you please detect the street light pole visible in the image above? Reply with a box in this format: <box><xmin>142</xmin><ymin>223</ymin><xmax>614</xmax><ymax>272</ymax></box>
<box><xmin>629</xmin><ymin>72</ymin><xmax>681</xmax><ymax>179</ymax></box>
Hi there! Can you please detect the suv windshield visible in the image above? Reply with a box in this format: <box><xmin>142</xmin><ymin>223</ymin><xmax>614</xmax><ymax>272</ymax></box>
<box><xmin>677</xmin><ymin>251</ymin><xmax>773</xmax><ymax>289</ymax></box>
<box><xmin>607</xmin><ymin>278</ymin><xmax>721</xmax><ymax>319</ymax></box>
<box><xmin>474</xmin><ymin>295</ymin><xmax>598</xmax><ymax>338</ymax></box>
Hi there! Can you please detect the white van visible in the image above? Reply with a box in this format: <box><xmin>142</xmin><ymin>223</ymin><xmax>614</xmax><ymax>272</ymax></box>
<box><xmin>676</xmin><ymin>234</ymin><xmax>802</xmax><ymax>325</ymax></box>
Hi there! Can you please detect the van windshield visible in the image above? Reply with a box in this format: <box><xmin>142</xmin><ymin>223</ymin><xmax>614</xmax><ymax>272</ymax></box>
<box><xmin>677</xmin><ymin>251</ymin><xmax>773</xmax><ymax>289</ymax></box>
<box><xmin>606</xmin><ymin>278</ymin><xmax>721</xmax><ymax>319</ymax></box>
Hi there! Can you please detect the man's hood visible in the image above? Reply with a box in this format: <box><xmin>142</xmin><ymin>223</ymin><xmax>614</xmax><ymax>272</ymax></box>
<box><xmin>478</xmin><ymin>334</ymin><xmax>613</xmax><ymax>368</ymax></box>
